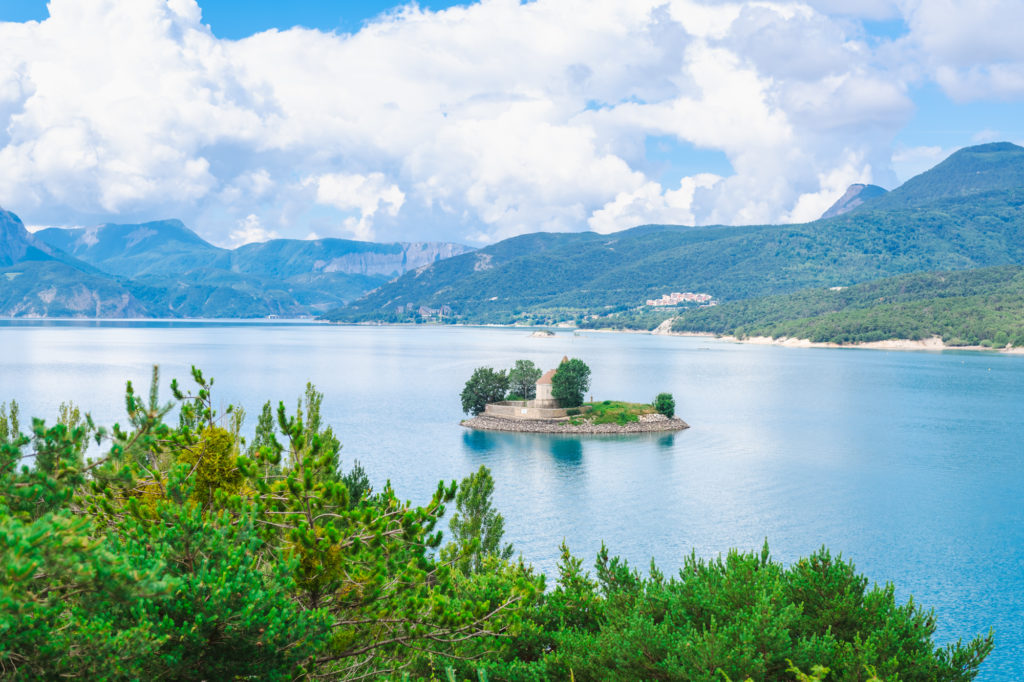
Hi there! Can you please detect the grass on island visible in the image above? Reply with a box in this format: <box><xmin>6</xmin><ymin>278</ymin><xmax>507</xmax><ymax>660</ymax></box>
<box><xmin>568</xmin><ymin>400</ymin><xmax>656</xmax><ymax>425</ymax></box>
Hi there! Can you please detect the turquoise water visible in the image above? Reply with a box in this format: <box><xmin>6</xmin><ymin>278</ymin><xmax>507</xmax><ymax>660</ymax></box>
<box><xmin>0</xmin><ymin>320</ymin><xmax>1020</xmax><ymax>678</ymax></box>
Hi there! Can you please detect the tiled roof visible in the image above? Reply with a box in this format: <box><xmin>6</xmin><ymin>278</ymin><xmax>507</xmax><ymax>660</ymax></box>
<box><xmin>536</xmin><ymin>368</ymin><xmax>557</xmax><ymax>385</ymax></box>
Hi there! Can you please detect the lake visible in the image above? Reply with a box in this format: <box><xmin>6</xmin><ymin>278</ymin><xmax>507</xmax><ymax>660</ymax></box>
<box><xmin>1</xmin><ymin>320</ymin><xmax>1020</xmax><ymax>678</ymax></box>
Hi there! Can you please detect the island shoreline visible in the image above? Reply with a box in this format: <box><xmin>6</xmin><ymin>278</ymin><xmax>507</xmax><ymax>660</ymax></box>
<box><xmin>462</xmin><ymin>414</ymin><xmax>690</xmax><ymax>434</ymax></box>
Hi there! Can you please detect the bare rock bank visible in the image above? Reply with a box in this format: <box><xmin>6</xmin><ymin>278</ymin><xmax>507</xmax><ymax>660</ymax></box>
<box><xmin>461</xmin><ymin>413</ymin><xmax>689</xmax><ymax>434</ymax></box>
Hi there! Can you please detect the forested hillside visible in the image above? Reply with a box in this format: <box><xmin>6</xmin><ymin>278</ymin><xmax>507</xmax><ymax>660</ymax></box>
<box><xmin>669</xmin><ymin>265</ymin><xmax>1024</xmax><ymax>347</ymax></box>
<box><xmin>327</xmin><ymin>143</ymin><xmax>1024</xmax><ymax>325</ymax></box>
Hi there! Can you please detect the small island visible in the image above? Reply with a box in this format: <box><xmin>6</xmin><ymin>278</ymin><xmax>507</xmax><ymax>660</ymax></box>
<box><xmin>460</xmin><ymin>356</ymin><xmax>689</xmax><ymax>434</ymax></box>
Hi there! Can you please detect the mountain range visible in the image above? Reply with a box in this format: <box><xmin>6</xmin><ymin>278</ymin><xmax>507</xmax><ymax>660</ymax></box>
<box><xmin>4</xmin><ymin>141</ymin><xmax>1024</xmax><ymax>322</ymax></box>
<box><xmin>326</xmin><ymin>142</ymin><xmax>1024</xmax><ymax>325</ymax></box>
<box><xmin>0</xmin><ymin>213</ymin><xmax>470</xmax><ymax>318</ymax></box>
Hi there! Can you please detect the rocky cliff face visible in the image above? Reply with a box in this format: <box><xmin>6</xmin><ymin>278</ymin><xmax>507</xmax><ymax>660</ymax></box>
<box><xmin>820</xmin><ymin>184</ymin><xmax>889</xmax><ymax>219</ymax></box>
<box><xmin>312</xmin><ymin>242</ymin><xmax>473</xmax><ymax>276</ymax></box>
<box><xmin>0</xmin><ymin>261</ymin><xmax>152</xmax><ymax>318</ymax></box>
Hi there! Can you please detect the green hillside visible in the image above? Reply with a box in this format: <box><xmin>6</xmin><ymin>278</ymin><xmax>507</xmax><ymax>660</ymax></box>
<box><xmin>326</xmin><ymin>142</ymin><xmax>1024</xmax><ymax>325</ymax></box>
<box><xmin>669</xmin><ymin>265</ymin><xmax>1024</xmax><ymax>347</ymax></box>
<box><xmin>327</xmin><ymin>190</ymin><xmax>1024</xmax><ymax>324</ymax></box>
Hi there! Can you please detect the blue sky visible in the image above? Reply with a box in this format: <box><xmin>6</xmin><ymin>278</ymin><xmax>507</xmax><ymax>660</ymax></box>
<box><xmin>1</xmin><ymin>0</ymin><xmax>468</xmax><ymax>35</ymax></box>
<box><xmin>1</xmin><ymin>0</ymin><xmax>1022</xmax><ymax>245</ymax></box>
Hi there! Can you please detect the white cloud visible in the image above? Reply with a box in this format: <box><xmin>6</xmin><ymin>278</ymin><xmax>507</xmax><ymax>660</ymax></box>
<box><xmin>308</xmin><ymin>172</ymin><xmax>405</xmax><ymax>240</ymax></box>
<box><xmin>227</xmin><ymin>213</ymin><xmax>279</xmax><ymax>246</ymax></box>
<box><xmin>900</xmin><ymin>0</ymin><xmax>1024</xmax><ymax>100</ymax></box>
<box><xmin>0</xmin><ymin>0</ymin><xmax>1015</xmax><ymax>245</ymax></box>
<box><xmin>588</xmin><ymin>174</ymin><xmax>721</xmax><ymax>233</ymax></box>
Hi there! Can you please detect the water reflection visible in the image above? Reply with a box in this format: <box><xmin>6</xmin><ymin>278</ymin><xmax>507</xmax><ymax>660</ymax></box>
<box><xmin>461</xmin><ymin>428</ymin><xmax>679</xmax><ymax>463</ymax></box>
<box><xmin>462</xmin><ymin>429</ymin><xmax>584</xmax><ymax>463</ymax></box>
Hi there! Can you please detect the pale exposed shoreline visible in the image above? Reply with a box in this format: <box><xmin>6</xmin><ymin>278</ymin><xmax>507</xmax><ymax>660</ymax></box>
<box><xmin>651</xmin><ymin>329</ymin><xmax>1024</xmax><ymax>354</ymax></box>
<box><xmin>351</xmin><ymin>319</ymin><xmax>1024</xmax><ymax>354</ymax></box>
<box><xmin>462</xmin><ymin>414</ymin><xmax>690</xmax><ymax>434</ymax></box>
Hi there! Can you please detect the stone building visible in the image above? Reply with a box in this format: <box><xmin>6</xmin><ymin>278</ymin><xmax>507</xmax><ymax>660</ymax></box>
<box><xmin>482</xmin><ymin>357</ymin><xmax>568</xmax><ymax>419</ymax></box>
<box><xmin>532</xmin><ymin>356</ymin><xmax>567</xmax><ymax>408</ymax></box>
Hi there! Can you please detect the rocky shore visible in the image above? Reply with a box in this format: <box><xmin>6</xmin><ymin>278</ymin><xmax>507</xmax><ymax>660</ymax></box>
<box><xmin>461</xmin><ymin>413</ymin><xmax>689</xmax><ymax>434</ymax></box>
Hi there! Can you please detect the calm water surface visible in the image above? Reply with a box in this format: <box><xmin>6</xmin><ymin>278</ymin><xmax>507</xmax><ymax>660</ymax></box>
<box><xmin>1</xmin><ymin>320</ymin><xmax>1021</xmax><ymax>678</ymax></box>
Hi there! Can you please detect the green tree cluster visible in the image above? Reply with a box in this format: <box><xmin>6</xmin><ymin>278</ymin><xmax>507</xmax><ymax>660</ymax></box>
<box><xmin>0</xmin><ymin>368</ymin><xmax>994</xmax><ymax>681</ymax></box>
<box><xmin>466</xmin><ymin>543</ymin><xmax>993</xmax><ymax>682</ymax></box>
<box><xmin>672</xmin><ymin>265</ymin><xmax>1024</xmax><ymax>348</ymax></box>
<box><xmin>653</xmin><ymin>392</ymin><xmax>675</xmax><ymax>418</ymax></box>
<box><xmin>461</xmin><ymin>367</ymin><xmax>511</xmax><ymax>415</ymax></box>
<box><xmin>0</xmin><ymin>367</ymin><xmax>539</xmax><ymax>680</ymax></box>
<box><xmin>461</xmin><ymin>359</ymin><xmax>545</xmax><ymax>414</ymax></box>
<box><xmin>508</xmin><ymin>359</ymin><xmax>543</xmax><ymax>400</ymax></box>
<box><xmin>551</xmin><ymin>357</ymin><xmax>591</xmax><ymax>408</ymax></box>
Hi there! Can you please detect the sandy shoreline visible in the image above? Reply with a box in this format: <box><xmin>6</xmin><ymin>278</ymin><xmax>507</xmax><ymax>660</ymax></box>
<box><xmin>652</xmin><ymin>330</ymin><xmax>1024</xmax><ymax>354</ymax></box>
<box><xmin>341</xmin><ymin>318</ymin><xmax>1024</xmax><ymax>355</ymax></box>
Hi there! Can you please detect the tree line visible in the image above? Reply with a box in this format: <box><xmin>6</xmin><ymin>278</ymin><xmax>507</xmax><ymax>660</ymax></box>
<box><xmin>460</xmin><ymin>358</ymin><xmax>592</xmax><ymax>415</ymax></box>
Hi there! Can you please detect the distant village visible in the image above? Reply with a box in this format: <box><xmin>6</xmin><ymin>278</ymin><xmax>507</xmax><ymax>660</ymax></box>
<box><xmin>645</xmin><ymin>292</ymin><xmax>716</xmax><ymax>307</ymax></box>
<box><xmin>395</xmin><ymin>301</ymin><xmax>453</xmax><ymax>318</ymax></box>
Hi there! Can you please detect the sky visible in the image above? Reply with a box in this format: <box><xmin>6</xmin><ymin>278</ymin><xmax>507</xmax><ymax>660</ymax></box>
<box><xmin>0</xmin><ymin>0</ymin><xmax>1022</xmax><ymax>247</ymax></box>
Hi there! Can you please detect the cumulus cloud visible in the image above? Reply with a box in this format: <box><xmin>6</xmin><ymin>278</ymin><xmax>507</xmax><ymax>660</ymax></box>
<box><xmin>0</xmin><ymin>0</ymin><xmax>1015</xmax><ymax>244</ymax></box>
<box><xmin>900</xmin><ymin>0</ymin><xmax>1024</xmax><ymax>100</ymax></box>
<box><xmin>228</xmin><ymin>213</ymin><xmax>279</xmax><ymax>246</ymax></box>
<box><xmin>588</xmin><ymin>174</ymin><xmax>721</xmax><ymax>234</ymax></box>
<box><xmin>308</xmin><ymin>172</ymin><xmax>405</xmax><ymax>240</ymax></box>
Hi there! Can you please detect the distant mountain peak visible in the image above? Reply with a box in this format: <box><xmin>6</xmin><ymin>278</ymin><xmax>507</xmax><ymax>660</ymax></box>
<box><xmin>843</xmin><ymin>141</ymin><xmax>1024</xmax><ymax>214</ymax></box>
<box><xmin>0</xmin><ymin>207</ymin><xmax>58</xmax><ymax>266</ymax></box>
<box><xmin>953</xmin><ymin>141</ymin><xmax>1023</xmax><ymax>155</ymax></box>
<box><xmin>820</xmin><ymin>183</ymin><xmax>888</xmax><ymax>219</ymax></box>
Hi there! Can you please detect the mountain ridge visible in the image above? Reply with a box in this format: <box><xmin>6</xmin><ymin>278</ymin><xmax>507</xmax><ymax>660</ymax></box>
<box><xmin>5</xmin><ymin>141</ymin><xmax>1024</xmax><ymax>320</ymax></box>
<box><xmin>3</xmin><ymin>217</ymin><xmax>472</xmax><ymax>318</ymax></box>
<box><xmin>326</xmin><ymin>141</ymin><xmax>1024</xmax><ymax>325</ymax></box>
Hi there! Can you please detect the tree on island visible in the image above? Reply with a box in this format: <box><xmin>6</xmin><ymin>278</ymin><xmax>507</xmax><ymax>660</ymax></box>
<box><xmin>551</xmin><ymin>357</ymin><xmax>591</xmax><ymax>408</ymax></box>
<box><xmin>507</xmin><ymin>359</ymin><xmax>542</xmax><ymax>399</ymax></box>
<box><xmin>460</xmin><ymin>366</ymin><xmax>511</xmax><ymax>415</ymax></box>
<box><xmin>654</xmin><ymin>392</ymin><xmax>675</xmax><ymax>418</ymax></box>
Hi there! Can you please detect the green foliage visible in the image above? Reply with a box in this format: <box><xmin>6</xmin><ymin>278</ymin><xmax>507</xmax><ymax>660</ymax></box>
<box><xmin>0</xmin><ymin>368</ymin><xmax>996</xmax><ymax>680</ymax></box>
<box><xmin>247</xmin><ymin>399</ymin><xmax>277</xmax><ymax>456</ymax></box>
<box><xmin>502</xmin><ymin>543</ymin><xmax>993</xmax><ymax>682</ymax></box>
<box><xmin>0</xmin><ymin>400</ymin><xmax>20</xmax><ymax>444</ymax></box>
<box><xmin>177</xmin><ymin>425</ymin><xmax>244</xmax><ymax>506</ymax></box>
<box><xmin>0</xmin><ymin>366</ymin><xmax>541</xmax><ymax>680</ymax></box>
<box><xmin>582</xmin><ymin>400</ymin><xmax>652</xmax><ymax>425</ymax></box>
<box><xmin>461</xmin><ymin>367</ymin><xmax>511</xmax><ymax>415</ymax></box>
<box><xmin>443</xmin><ymin>466</ymin><xmax>514</xmax><ymax>574</ymax></box>
<box><xmin>508</xmin><ymin>360</ymin><xmax>543</xmax><ymax>400</ymax></box>
<box><xmin>341</xmin><ymin>458</ymin><xmax>371</xmax><ymax>507</ymax></box>
<box><xmin>672</xmin><ymin>265</ymin><xmax>1024</xmax><ymax>347</ymax></box>
<box><xmin>551</xmin><ymin>358</ymin><xmax>591</xmax><ymax>408</ymax></box>
<box><xmin>654</xmin><ymin>392</ymin><xmax>675</xmax><ymax>418</ymax></box>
